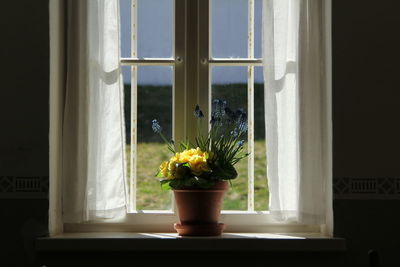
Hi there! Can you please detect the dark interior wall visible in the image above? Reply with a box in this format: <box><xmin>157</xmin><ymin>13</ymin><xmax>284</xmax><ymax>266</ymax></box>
<box><xmin>0</xmin><ymin>0</ymin><xmax>49</xmax><ymax>177</ymax></box>
<box><xmin>0</xmin><ymin>0</ymin><xmax>50</xmax><ymax>266</ymax></box>
<box><xmin>0</xmin><ymin>0</ymin><xmax>399</xmax><ymax>266</ymax></box>
<box><xmin>332</xmin><ymin>1</ymin><xmax>400</xmax><ymax>266</ymax></box>
<box><xmin>332</xmin><ymin>0</ymin><xmax>400</xmax><ymax>178</ymax></box>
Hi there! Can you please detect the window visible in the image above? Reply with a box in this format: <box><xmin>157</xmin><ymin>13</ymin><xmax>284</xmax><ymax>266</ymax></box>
<box><xmin>116</xmin><ymin>0</ymin><xmax>307</xmax><ymax>233</ymax></box>
<box><xmin>49</xmin><ymin>0</ymin><xmax>332</xmax><ymax>235</ymax></box>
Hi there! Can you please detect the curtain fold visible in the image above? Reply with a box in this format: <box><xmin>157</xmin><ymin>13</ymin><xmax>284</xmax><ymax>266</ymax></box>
<box><xmin>60</xmin><ymin>0</ymin><xmax>128</xmax><ymax>223</ymax></box>
<box><xmin>262</xmin><ymin>0</ymin><xmax>332</xmax><ymax>234</ymax></box>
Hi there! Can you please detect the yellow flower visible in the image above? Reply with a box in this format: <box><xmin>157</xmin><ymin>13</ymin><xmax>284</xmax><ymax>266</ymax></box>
<box><xmin>168</xmin><ymin>160</ymin><xmax>177</xmax><ymax>179</ymax></box>
<box><xmin>189</xmin><ymin>154</ymin><xmax>210</xmax><ymax>176</ymax></box>
<box><xmin>159</xmin><ymin>161</ymin><xmax>169</xmax><ymax>178</ymax></box>
<box><xmin>179</xmin><ymin>148</ymin><xmax>208</xmax><ymax>160</ymax></box>
<box><xmin>171</xmin><ymin>152</ymin><xmax>183</xmax><ymax>163</ymax></box>
<box><xmin>181</xmin><ymin>147</ymin><xmax>210</xmax><ymax>176</ymax></box>
<box><xmin>161</xmin><ymin>147</ymin><xmax>210</xmax><ymax>179</ymax></box>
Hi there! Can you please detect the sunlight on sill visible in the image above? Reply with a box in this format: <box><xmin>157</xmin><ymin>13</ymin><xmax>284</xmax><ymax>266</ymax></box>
<box><xmin>47</xmin><ymin>232</ymin><xmax>322</xmax><ymax>239</ymax></box>
<box><xmin>138</xmin><ymin>232</ymin><xmax>305</xmax><ymax>239</ymax></box>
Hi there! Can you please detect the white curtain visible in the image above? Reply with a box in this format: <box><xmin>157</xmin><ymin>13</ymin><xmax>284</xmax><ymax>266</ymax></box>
<box><xmin>53</xmin><ymin>0</ymin><xmax>128</xmax><ymax>223</ymax></box>
<box><xmin>262</xmin><ymin>0</ymin><xmax>333</xmax><ymax>234</ymax></box>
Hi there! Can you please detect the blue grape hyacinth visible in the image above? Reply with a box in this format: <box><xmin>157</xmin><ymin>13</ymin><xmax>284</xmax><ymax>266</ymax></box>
<box><xmin>194</xmin><ymin>104</ymin><xmax>205</xmax><ymax>118</ymax></box>
<box><xmin>152</xmin><ymin>119</ymin><xmax>162</xmax><ymax>134</ymax></box>
<box><xmin>237</xmin><ymin>140</ymin><xmax>245</xmax><ymax>147</ymax></box>
<box><xmin>230</xmin><ymin>129</ymin><xmax>239</xmax><ymax>137</ymax></box>
<box><xmin>212</xmin><ymin>99</ymin><xmax>227</xmax><ymax>118</ymax></box>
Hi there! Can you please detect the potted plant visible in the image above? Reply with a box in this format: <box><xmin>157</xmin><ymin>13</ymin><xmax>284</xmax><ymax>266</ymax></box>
<box><xmin>152</xmin><ymin>99</ymin><xmax>249</xmax><ymax>236</ymax></box>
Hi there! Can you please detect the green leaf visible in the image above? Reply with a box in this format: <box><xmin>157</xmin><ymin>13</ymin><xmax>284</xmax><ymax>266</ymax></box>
<box><xmin>160</xmin><ymin>180</ymin><xmax>171</xmax><ymax>190</ymax></box>
<box><xmin>174</xmin><ymin>165</ymin><xmax>191</xmax><ymax>179</ymax></box>
<box><xmin>170</xmin><ymin>179</ymin><xmax>185</xmax><ymax>189</ymax></box>
<box><xmin>195</xmin><ymin>177</ymin><xmax>215</xmax><ymax>188</ymax></box>
<box><xmin>178</xmin><ymin>162</ymin><xmax>190</xmax><ymax>168</ymax></box>
<box><xmin>179</xmin><ymin>141</ymin><xmax>189</xmax><ymax>151</ymax></box>
<box><xmin>156</xmin><ymin>171</ymin><xmax>164</xmax><ymax>178</ymax></box>
<box><xmin>213</xmin><ymin>163</ymin><xmax>238</xmax><ymax>180</ymax></box>
<box><xmin>183</xmin><ymin>177</ymin><xmax>197</xmax><ymax>187</ymax></box>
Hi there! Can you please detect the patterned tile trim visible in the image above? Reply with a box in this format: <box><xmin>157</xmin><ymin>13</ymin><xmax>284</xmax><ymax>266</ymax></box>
<box><xmin>2</xmin><ymin>176</ymin><xmax>399</xmax><ymax>199</ymax></box>
<box><xmin>0</xmin><ymin>176</ymin><xmax>48</xmax><ymax>199</ymax></box>
<box><xmin>333</xmin><ymin>177</ymin><xmax>400</xmax><ymax>199</ymax></box>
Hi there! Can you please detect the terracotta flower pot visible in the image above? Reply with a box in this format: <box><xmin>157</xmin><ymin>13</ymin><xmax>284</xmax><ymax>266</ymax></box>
<box><xmin>173</xmin><ymin>180</ymin><xmax>228</xmax><ymax>236</ymax></box>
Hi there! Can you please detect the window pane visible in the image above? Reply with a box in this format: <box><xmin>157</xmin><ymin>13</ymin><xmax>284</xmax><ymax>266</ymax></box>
<box><xmin>136</xmin><ymin>66</ymin><xmax>173</xmax><ymax>210</ymax></box>
<box><xmin>211</xmin><ymin>0</ymin><xmax>248</xmax><ymax>58</ymax></box>
<box><xmin>120</xmin><ymin>0</ymin><xmax>131</xmax><ymax>58</ymax></box>
<box><xmin>254</xmin><ymin>0</ymin><xmax>262</xmax><ymax>59</ymax></box>
<box><xmin>211</xmin><ymin>66</ymin><xmax>248</xmax><ymax>210</ymax></box>
<box><xmin>138</xmin><ymin>0</ymin><xmax>173</xmax><ymax>58</ymax></box>
<box><xmin>254</xmin><ymin>66</ymin><xmax>268</xmax><ymax>211</ymax></box>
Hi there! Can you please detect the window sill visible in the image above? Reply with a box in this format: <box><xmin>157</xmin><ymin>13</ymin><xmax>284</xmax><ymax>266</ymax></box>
<box><xmin>36</xmin><ymin>232</ymin><xmax>345</xmax><ymax>252</ymax></box>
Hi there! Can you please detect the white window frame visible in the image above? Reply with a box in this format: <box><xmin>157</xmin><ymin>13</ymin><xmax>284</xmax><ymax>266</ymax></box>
<box><xmin>55</xmin><ymin>0</ymin><xmax>331</xmax><ymax>235</ymax></box>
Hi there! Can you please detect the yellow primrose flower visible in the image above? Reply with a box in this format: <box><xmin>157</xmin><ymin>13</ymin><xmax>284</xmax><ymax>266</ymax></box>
<box><xmin>189</xmin><ymin>154</ymin><xmax>210</xmax><ymax>176</ymax></box>
<box><xmin>181</xmin><ymin>148</ymin><xmax>207</xmax><ymax>159</ymax></box>
<box><xmin>159</xmin><ymin>161</ymin><xmax>169</xmax><ymax>178</ymax></box>
<box><xmin>168</xmin><ymin>160</ymin><xmax>178</xmax><ymax>179</ymax></box>
<box><xmin>162</xmin><ymin>148</ymin><xmax>210</xmax><ymax>178</ymax></box>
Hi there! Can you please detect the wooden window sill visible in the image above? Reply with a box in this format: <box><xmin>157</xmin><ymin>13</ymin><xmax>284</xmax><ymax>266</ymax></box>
<box><xmin>36</xmin><ymin>232</ymin><xmax>345</xmax><ymax>252</ymax></box>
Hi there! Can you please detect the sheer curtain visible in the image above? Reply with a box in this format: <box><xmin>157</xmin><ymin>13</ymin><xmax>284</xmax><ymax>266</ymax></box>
<box><xmin>49</xmin><ymin>0</ymin><xmax>128</xmax><ymax>229</ymax></box>
<box><xmin>262</xmin><ymin>0</ymin><xmax>333</xmax><ymax>235</ymax></box>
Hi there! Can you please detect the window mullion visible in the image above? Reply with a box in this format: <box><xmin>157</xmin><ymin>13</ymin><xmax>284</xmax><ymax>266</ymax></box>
<box><xmin>130</xmin><ymin>0</ymin><xmax>138</xmax><ymax>212</ymax></box>
<box><xmin>185</xmin><ymin>0</ymin><xmax>199</xmax><ymax>143</ymax></box>
<box><xmin>173</xmin><ymin>0</ymin><xmax>187</xmax><ymax>212</ymax></box>
<box><xmin>199</xmin><ymin>0</ymin><xmax>210</xmax><ymax>131</ymax></box>
<box><xmin>247</xmin><ymin>0</ymin><xmax>255</xmax><ymax>212</ymax></box>
<box><xmin>174</xmin><ymin>0</ymin><xmax>186</xmax><ymax>145</ymax></box>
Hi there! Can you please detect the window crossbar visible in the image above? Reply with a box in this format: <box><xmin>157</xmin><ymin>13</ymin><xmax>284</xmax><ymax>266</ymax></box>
<box><xmin>121</xmin><ymin>58</ymin><xmax>175</xmax><ymax>66</ymax></box>
<box><xmin>208</xmin><ymin>58</ymin><xmax>262</xmax><ymax>66</ymax></box>
<box><xmin>120</xmin><ymin>58</ymin><xmax>262</xmax><ymax>66</ymax></box>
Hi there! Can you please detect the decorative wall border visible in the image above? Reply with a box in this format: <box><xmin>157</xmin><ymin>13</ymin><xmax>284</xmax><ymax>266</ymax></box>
<box><xmin>2</xmin><ymin>176</ymin><xmax>400</xmax><ymax>199</ymax></box>
<box><xmin>0</xmin><ymin>176</ymin><xmax>48</xmax><ymax>199</ymax></box>
<box><xmin>333</xmin><ymin>177</ymin><xmax>400</xmax><ymax>199</ymax></box>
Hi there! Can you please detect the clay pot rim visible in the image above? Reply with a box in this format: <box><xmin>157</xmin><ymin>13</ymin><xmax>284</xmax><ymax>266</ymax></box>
<box><xmin>172</xmin><ymin>180</ymin><xmax>229</xmax><ymax>192</ymax></box>
<box><xmin>173</xmin><ymin>189</ymin><xmax>227</xmax><ymax>192</ymax></box>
